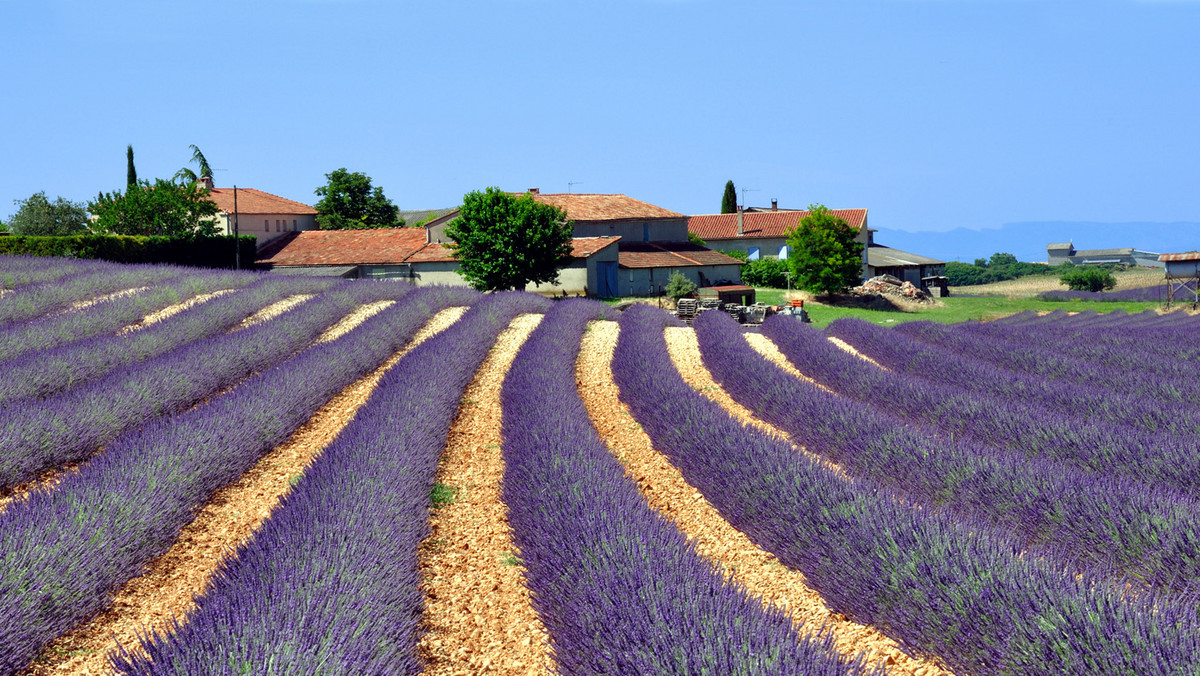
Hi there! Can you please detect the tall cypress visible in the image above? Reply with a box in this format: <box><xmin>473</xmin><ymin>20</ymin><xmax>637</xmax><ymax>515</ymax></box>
<box><xmin>126</xmin><ymin>145</ymin><xmax>137</xmax><ymax>187</ymax></box>
<box><xmin>721</xmin><ymin>180</ymin><xmax>737</xmax><ymax>214</ymax></box>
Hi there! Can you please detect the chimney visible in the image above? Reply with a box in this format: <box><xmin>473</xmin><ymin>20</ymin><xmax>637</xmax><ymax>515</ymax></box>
<box><xmin>771</xmin><ymin>199</ymin><xmax>778</xmax><ymax>211</ymax></box>
<box><xmin>528</xmin><ymin>188</ymin><xmax>539</xmax><ymax>195</ymax></box>
<box><xmin>199</xmin><ymin>176</ymin><xmax>213</xmax><ymax>190</ymax></box>
<box><xmin>737</xmin><ymin>205</ymin><xmax>744</xmax><ymax>236</ymax></box>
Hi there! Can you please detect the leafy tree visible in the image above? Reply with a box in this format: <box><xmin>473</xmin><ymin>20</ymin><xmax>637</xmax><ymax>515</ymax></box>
<box><xmin>721</xmin><ymin>180</ymin><xmax>737</xmax><ymax>214</ymax></box>
<box><xmin>740</xmin><ymin>257</ymin><xmax>790</xmax><ymax>288</ymax></box>
<box><xmin>687</xmin><ymin>231</ymin><xmax>706</xmax><ymax>246</ymax></box>
<box><xmin>989</xmin><ymin>252</ymin><xmax>1018</xmax><ymax>267</ymax></box>
<box><xmin>945</xmin><ymin>261</ymin><xmax>987</xmax><ymax>286</ymax></box>
<box><xmin>126</xmin><ymin>145</ymin><xmax>137</xmax><ymax>187</ymax></box>
<box><xmin>445</xmin><ymin>187</ymin><xmax>574</xmax><ymax>292</ymax></box>
<box><xmin>665</xmin><ymin>271</ymin><xmax>698</xmax><ymax>301</ymax></box>
<box><xmin>174</xmin><ymin>144</ymin><xmax>213</xmax><ymax>184</ymax></box>
<box><xmin>1061</xmin><ymin>266</ymin><xmax>1116</xmax><ymax>292</ymax></box>
<box><xmin>88</xmin><ymin>179</ymin><xmax>219</xmax><ymax>238</ymax></box>
<box><xmin>719</xmin><ymin>248</ymin><xmax>750</xmax><ymax>262</ymax></box>
<box><xmin>785</xmin><ymin>204</ymin><xmax>864</xmax><ymax>295</ymax></box>
<box><xmin>6</xmin><ymin>192</ymin><xmax>89</xmax><ymax>236</ymax></box>
<box><xmin>313</xmin><ymin>168</ymin><xmax>401</xmax><ymax>230</ymax></box>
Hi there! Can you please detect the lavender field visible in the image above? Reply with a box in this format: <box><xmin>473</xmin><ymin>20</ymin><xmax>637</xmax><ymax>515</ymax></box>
<box><xmin>2</xmin><ymin>255</ymin><xmax>1199</xmax><ymax>676</ymax></box>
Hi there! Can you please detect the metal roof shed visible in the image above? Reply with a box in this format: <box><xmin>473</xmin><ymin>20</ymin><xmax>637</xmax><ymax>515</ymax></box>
<box><xmin>1159</xmin><ymin>252</ymin><xmax>1200</xmax><ymax>308</ymax></box>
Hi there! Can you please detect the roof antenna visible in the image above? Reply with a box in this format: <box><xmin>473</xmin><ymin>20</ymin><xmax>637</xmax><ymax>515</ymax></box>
<box><xmin>568</xmin><ymin>181</ymin><xmax>583</xmax><ymax>193</ymax></box>
<box><xmin>740</xmin><ymin>186</ymin><xmax>759</xmax><ymax>208</ymax></box>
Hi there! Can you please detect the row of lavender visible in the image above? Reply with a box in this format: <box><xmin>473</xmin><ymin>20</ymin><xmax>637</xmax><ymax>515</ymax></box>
<box><xmin>500</xmin><ymin>300</ymin><xmax>869</xmax><ymax>674</ymax></box>
<box><xmin>0</xmin><ymin>260</ymin><xmax>195</xmax><ymax>325</ymax></box>
<box><xmin>1040</xmin><ymin>279</ymin><xmax>1196</xmax><ymax>302</ymax></box>
<box><xmin>0</xmin><ymin>285</ymin><xmax>477</xmax><ymax>672</ymax></box>
<box><xmin>113</xmin><ymin>292</ymin><xmax>544</xmax><ymax>674</ymax></box>
<box><xmin>0</xmin><ymin>279</ymin><xmax>411</xmax><ymax>491</ymax></box>
<box><xmin>0</xmin><ymin>275</ymin><xmax>335</xmax><ymax>405</ymax></box>
<box><xmin>703</xmin><ymin>312</ymin><xmax>1200</xmax><ymax>593</ymax></box>
<box><xmin>612</xmin><ymin>304</ymin><xmax>1200</xmax><ymax>674</ymax></box>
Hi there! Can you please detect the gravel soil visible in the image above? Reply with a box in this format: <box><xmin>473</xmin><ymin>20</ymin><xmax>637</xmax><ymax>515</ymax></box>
<box><xmin>418</xmin><ymin>314</ymin><xmax>550</xmax><ymax>676</ymax></box>
<box><xmin>121</xmin><ymin>289</ymin><xmax>235</xmax><ymax>333</ymax></box>
<box><xmin>20</xmin><ymin>306</ymin><xmax>468</xmax><ymax>676</ymax></box>
<box><xmin>232</xmin><ymin>293</ymin><xmax>313</xmax><ymax>330</ymax></box>
<box><xmin>578</xmin><ymin>320</ymin><xmax>953</xmax><ymax>676</ymax></box>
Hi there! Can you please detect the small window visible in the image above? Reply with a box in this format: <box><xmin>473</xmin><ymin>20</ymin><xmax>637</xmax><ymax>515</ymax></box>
<box><xmin>748</xmin><ymin>247</ymin><xmax>760</xmax><ymax>261</ymax></box>
<box><xmin>264</xmin><ymin>219</ymin><xmax>269</xmax><ymax>232</ymax></box>
<box><xmin>292</xmin><ymin>219</ymin><xmax>298</xmax><ymax>231</ymax></box>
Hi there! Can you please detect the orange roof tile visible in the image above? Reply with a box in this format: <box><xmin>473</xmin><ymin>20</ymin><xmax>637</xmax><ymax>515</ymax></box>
<box><xmin>688</xmin><ymin>209</ymin><xmax>868</xmax><ymax>240</ymax></box>
<box><xmin>617</xmin><ymin>242</ymin><xmax>744</xmax><ymax>269</ymax></box>
<box><xmin>528</xmin><ymin>193</ymin><xmax>683</xmax><ymax>221</ymax></box>
<box><xmin>407</xmin><ymin>236</ymin><xmax>619</xmax><ymax>263</ymax></box>
<box><xmin>208</xmin><ymin>188</ymin><xmax>316</xmax><ymax>215</ymax></box>
<box><xmin>258</xmin><ymin>228</ymin><xmax>427</xmax><ymax>266</ymax></box>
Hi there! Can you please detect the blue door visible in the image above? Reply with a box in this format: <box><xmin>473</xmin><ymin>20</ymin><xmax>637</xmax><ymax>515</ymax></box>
<box><xmin>597</xmin><ymin>262</ymin><xmax>618</xmax><ymax>297</ymax></box>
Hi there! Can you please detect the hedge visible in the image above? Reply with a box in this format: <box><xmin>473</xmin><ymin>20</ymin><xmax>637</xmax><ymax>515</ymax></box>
<box><xmin>0</xmin><ymin>234</ymin><xmax>257</xmax><ymax>269</ymax></box>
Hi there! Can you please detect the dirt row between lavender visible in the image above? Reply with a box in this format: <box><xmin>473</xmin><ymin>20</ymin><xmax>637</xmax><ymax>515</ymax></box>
<box><xmin>23</xmin><ymin>306</ymin><xmax>469</xmax><ymax>676</ymax></box>
<box><xmin>578</xmin><ymin>320</ymin><xmax>954</xmax><ymax>676</ymax></box>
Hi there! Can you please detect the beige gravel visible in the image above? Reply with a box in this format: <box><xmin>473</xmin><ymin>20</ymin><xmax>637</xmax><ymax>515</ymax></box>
<box><xmin>21</xmin><ymin>306</ymin><xmax>469</xmax><ymax>676</ymax></box>
<box><xmin>121</xmin><ymin>289</ymin><xmax>236</xmax><ymax>333</ymax></box>
<box><xmin>418</xmin><ymin>314</ymin><xmax>550</xmax><ymax>676</ymax></box>
<box><xmin>67</xmin><ymin>286</ymin><xmax>148</xmax><ymax>312</ymax></box>
<box><xmin>577</xmin><ymin>320</ymin><xmax>953</xmax><ymax>676</ymax></box>
<box><xmin>232</xmin><ymin>293</ymin><xmax>313</xmax><ymax>330</ymax></box>
<box><xmin>314</xmin><ymin>300</ymin><xmax>396</xmax><ymax>343</ymax></box>
<box><xmin>828</xmin><ymin>335</ymin><xmax>884</xmax><ymax>367</ymax></box>
<box><xmin>743</xmin><ymin>333</ymin><xmax>832</xmax><ymax>392</ymax></box>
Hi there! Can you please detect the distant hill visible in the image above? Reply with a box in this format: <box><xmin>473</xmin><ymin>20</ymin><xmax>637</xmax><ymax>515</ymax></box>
<box><xmin>874</xmin><ymin>221</ymin><xmax>1200</xmax><ymax>264</ymax></box>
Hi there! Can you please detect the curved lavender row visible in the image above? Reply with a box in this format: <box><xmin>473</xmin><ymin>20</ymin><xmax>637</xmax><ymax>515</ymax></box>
<box><xmin>500</xmin><ymin>299</ymin><xmax>867</xmax><ymax>675</ymax></box>
<box><xmin>0</xmin><ymin>280</ymin><xmax>408</xmax><ymax>490</ymax></box>
<box><xmin>0</xmin><ymin>276</ymin><xmax>337</xmax><ymax>405</ymax></box>
<box><xmin>0</xmin><ymin>286</ymin><xmax>480</xmax><ymax>674</ymax></box>
<box><xmin>0</xmin><ymin>270</ymin><xmax>258</xmax><ymax>363</ymax></box>
<box><xmin>767</xmin><ymin>315</ymin><xmax>1200</xmax><ymax>493</ymax></box>
<box><xmin>0</xmin><ymin>256</ymin><xmax>102</xmax><ymax>288</ymax></box>
<box><xmin>110</xmin><ymin>292</ymin><xmax>544</xmax><ymax>675</ymax></box>
<box><xmin>0</xmin><ymin>264</ymin><xmax>188</xmax><ymax>326</ymax></box>
<box><xmin>827</xmin><ymin>317</ymin><xmax>1200</xmax><ymax>436</ymax></box>
<box><xmin>894</xmin><ymin>319</ymin><xmax>1200</xmax><ymax>402</ymax></box>
<box><xmin>907</xmin><ymin>314</ymin><xmax>1200</xmax><ymax>375</ymax></box>
<box><xmin>713</xmin><ymin>312</ymin><xmax>1200</xmax><ymax>591</ymax></box>
<box><xmin>613</xmin><ymin>304</ymin><xmax>1200</xmax><ymax>675</ymax></box>
<box><xmin>1041</xmin><ymin>280</ymin><xmax>1195</xmax><ymax>302</ymax></box>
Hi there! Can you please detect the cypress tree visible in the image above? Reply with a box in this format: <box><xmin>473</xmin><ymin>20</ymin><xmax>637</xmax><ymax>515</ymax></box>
<box><xmin>126</xmin><ymin>145</ymin><xmax>137</xmax><ymax>187</ymax></box>
<box><xmin>721</xmin><ymin>180</ymin><xmax>737</xmax><ymax>214</ymax></box>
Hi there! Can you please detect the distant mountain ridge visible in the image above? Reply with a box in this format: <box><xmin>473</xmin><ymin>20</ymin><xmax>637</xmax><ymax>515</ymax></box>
<box><xmin>874</xmin><ymin>221</ymin><xmax>1200</xmax><ymax>264</ymax></box>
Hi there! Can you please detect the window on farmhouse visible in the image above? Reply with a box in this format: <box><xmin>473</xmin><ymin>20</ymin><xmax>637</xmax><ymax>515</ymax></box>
<box><xmin>264</xmin><ymin>219</ymin><xmax>269</xmax><ymax>232</ymax></box>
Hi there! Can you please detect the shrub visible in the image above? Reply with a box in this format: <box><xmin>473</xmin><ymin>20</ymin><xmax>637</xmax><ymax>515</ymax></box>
<box><xmin>0</xmin><ymin>234</ymin><xmax>256</xmax><ymax>268</ymax></box>
<box><xmin>1060</xmin><ymin>267</ymin><xmax>1116</xmax><ymax>292</ymax></box>
<box><xmin>741</xmin><ymin>257</ymin><xmax>790</xmax><ymax>288</ymax></box>
<box><xmin>664</xmin><ymin>271</ymin><xmax>697</xmax><ymax>301</ymax></box>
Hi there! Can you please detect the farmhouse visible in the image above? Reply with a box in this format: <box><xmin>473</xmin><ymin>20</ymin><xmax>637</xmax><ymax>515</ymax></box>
<box><xmin>200</xmin><ymin>177</ymin><xmax>318</xmax><ymax>246</ymax></box>
<box><xmin>256</xmin><ymin>190</ymin><xmax>744</xmax><ymax>295</ymax></box>
<box><xmin>1046</xmin><ymin>242</ymin><xmax>1163</xmax><ymax>267</ymax></box>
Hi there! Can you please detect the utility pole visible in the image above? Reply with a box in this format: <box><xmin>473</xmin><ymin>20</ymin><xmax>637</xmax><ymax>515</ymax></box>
<box><xmin>233</xmin><ymin>185</ymin><xmax>240</xmax><ymax>270</ymax></box>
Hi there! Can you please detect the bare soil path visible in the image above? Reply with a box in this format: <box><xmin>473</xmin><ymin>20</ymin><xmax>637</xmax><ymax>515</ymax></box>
<box><xmin>577</xmin><ymin>320</ymin><xmax>953</xmax><ymax>676</ymax></box>
<box><xmin>20</xmin><ymin>306</ymin><xmax>468</xmax><ymax>676</ymax></box>
<box><xmin>418</xmin><ymin>314</ymin><xmax>550</xmax><ymax>676</ymax></box>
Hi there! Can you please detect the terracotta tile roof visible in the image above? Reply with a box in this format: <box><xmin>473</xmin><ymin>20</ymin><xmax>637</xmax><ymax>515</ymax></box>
<box><xmin>406</xmin><ymin>236</ymin><xmax>620</xmax><ymax>263</ymax></box>
<box><xmin>208</xmin><ymin>188</ymin><xmax>316</xmax><ymax>215</ymax></box>
<box><xmin>258</xmin><ymin>231</ymin><xmax>621</xmax><ymax>267</ymax></box>
<box><xmin>258</xmin><ymin>228</ymin><xmax>427</xmax><ymax>266</ymax></box>
<box><xmin>617</xmin><ymin>241</ymin><xmax>745</xmax><ymax>269</ymax></box>
<box><xmin>688</xmin><ymin>209</ymin><xmax>868</xmax><ymax>240</ymax></box>
<box><xmin>528</xmin><ymin>193</ymin><xmax>684</xmax><ymax>221</ymax></box>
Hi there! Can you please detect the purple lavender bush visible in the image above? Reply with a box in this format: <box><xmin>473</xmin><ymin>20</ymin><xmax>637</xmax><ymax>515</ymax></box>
<box><xmin>109</xmin><ymin>291</ymin><xmax>546</xmax><ymax>676</ymax></box>
<box><xmin>0</xmin><ymin>264</ymin><xmax>187</xmax><ymax>326</ymax></box>
<box><xmin>0</xmin><ymin>269</ymin><xmax>258</xmax><ymax>363</ymax></box>
<box><xmin>0</xmin><ymin>275</ymin><xmax>338</xmax><ymax>405</ymax></box>
<box><xmin>501</xmin><ymin>299</ymin><xmax>872</xmax><ymax>675</ymax></box>
<box><xmin>0</xmin><ymin>285</ymin><xmax>481</xmax><ymax>674</ymax></box>
<box><xmin>612</xmin><ymin>304</ymin><xmax>1200</xmax><ymax>675</ymax></box>
<box><xmin>0</xmin><ymin>279</ymin><xmax>412</xmax><ymax>491</ymax></box>
<box><xmin>705</xmin><ymin>311</ymin><xmax>1200</xmax><ymax>593</ymax></box>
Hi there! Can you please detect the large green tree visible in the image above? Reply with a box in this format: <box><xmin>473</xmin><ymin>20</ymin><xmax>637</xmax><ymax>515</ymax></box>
<box><xmin>88</xmin><ymin>179</ymin><xmax>219</xmax><ymax>237</ymax></box>
<box><xmin>313</xmin><ymin>168</ymin><xmax>401</xmax><ymax>230</ymax></box>
<box><xmin>721</xmin><ymin>180</ymin><xmax>737</xmax><ymax>214</ymax></box>
<box><xmin>785</xmin><ymin>204</ymin><xmax>865</xmax><ymax>295</ymax></box>
<box><xmin>6</xmin><ymin>192</ymin><xmax>90</xmax><ymax>236</ymax></box>
<box><xmin>445</xmin><ymin>187</ymin><xmax>574</xmax><ymax>292</ymax></box>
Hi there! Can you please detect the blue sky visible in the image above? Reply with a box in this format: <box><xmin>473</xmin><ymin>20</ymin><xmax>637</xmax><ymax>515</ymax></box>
<box><xmin>2</xmin><ymin>0</ymin><xmax>1197</xmax><ymax>239</ymax></box>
